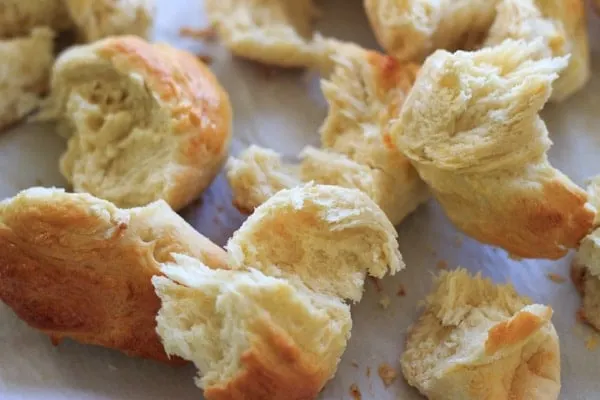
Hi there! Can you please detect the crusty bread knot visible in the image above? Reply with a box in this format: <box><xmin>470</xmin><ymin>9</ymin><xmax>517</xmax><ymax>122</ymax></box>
<box><xmin>0</xmin><ymin>28</ymin><xmax>55</xmax><ymax>130</ymax></box>
<box><xmin>154</xmin><ymin>183</ymin><xmax>403</xmax><ymax>399</ymax></box>
<box><xmin>364</xmin><ymin>0</ymin><xmax>589</xmax><ymax>101</ymax></box>
<box><xmin>0</xmin><ymin>183</ymin><xmax>402</xmax><ymax>399</ymax></box>
<box><xmin>227</xmin><ymin>39</ymin><xmax>429</xmax><ymax>225</ymax></box>
<box><xmin>205</xmin><ymin>0</ymin><xmax>323</xmax><ymax>67</ymax></box>
<box><xmin>402</xmin><ymin>269</ymin><xmax>561</xmax><ymax>400</ymax></box>
<box><xmin>0</xmin><ymin>187</ymin><xmax>227</xmax><ymax>363</ymax></box>
<box><xmin>41</xmin><ymin>36</ymin><xmax>232</xmax><ymax>210</ymax></box>
<box><xmin>391</xmin><ymin>39</ymin><xmax>594</xmax><ymax>259</ymax></box>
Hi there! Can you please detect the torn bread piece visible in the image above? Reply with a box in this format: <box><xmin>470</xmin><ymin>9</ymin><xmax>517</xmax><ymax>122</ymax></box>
<box><xmin>0</xmin><ymin>0</ymin><xmax>72</xmax><ymax>38</ymax></box>
<box><xmin>0</xmin><ymin>187</ymin><xmax>227</xmax><ymax>363</ymax></box>
<box><xmin>364</xmin><ymin>0</ymin><xmax>500</xmax><ymax>62</ymax></box>
<box><xmin>402</xmin><ymin>269</ymin><xmax>560</xmax><ymax>400</ymax></box>
<box><xmin>226</xmin><ymin>145</ymin><xmax>301</xmax><ymax>214</ymax></box>
<box><xmin>226</xmin><ymin>182</ymin><xmax>403</xmax><ymax>302</ymax></box>
<box><xmin>154</xmin><ymin>257</ymin><xmax>352</xmax><ymax>400</ymax></box>
<box><xmin>64</xmin><ymin>0</ymin><xmax>155</xmax><ymax>42</ymax></box>
<box><xmin>484</xmin><ymin>0</ymin><xmax>589</xmax><ymax>102</ymax></box>
<box><xmin>204</xmin><ymin>0</ymin><xmax>323</xmax><ymax>67</ymax></box>
<box><xmin>391</xmin><ymin>39</ymin><xmax>594</xmax><ymax>259</ymax></box>
<box><xmin>41</xmin><ymin>36</ymin><xmax>232</xmax><ymax>210</ymax></box>
<box><xmin>154</xmin><ymin>183</ymin><xmax>402</xmax><ymax>399</ymax></box>
<box><xmin>0</xmin><ymin>28</ymin><xmax>54</xmax><ymax>131</ymax></box>
<box><xmin>571</xmin><ymin>175</ymin><xmax>600</xmax><ymax>331</ymax></box>
<box><xmin>227</xmin><ymin>40</ymin><xmax>429</xmax><ymax>225</ymax></box>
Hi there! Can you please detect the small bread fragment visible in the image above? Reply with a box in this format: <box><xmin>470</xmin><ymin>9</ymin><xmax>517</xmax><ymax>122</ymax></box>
<box><xmin>484</xmin><ymin>0</ymin><xmax>589</xmax><ymax>102</ymax></box>
<box><xmin>205</xmin><ymin>0</ymin><xmax>322</xmax><ymax>67</ymax></box>
<box><xmin>42</xmin><ymin>36</ymin><xmax>232</xmax><ymax>210</ymax></box>
<box><xmin>364</xmin><ymin>0</ymin><xmax>499</xmax><ymax>61</ymax></box>
<box><xmin>226</xmin><ymin>145</ymin><xmax>301</xmax><ymax>214</ymax></box>
<box><xmin>391</xmin><ymin>39</ymin><xmax>594</xmax><ymax>259</ymax></box>
<box><xmin>0</xmin><ymin>0</ymin><xmax>72</xmax><ymax>38</ymax></box>
<box><xmin>154</xmin><ymin>256</ymin><xmax>352</xmax><ymax>400</ymax></box>
<box><xmin>572</xmin><ymin>175</ymin><xmax>600</xmax><ymax>331</ymax></box>
<box><xmin>64</xmin><ymin>0</ymin><xmax>155</xmax><ymax>42</ymax></box>
<box><xmin>0</xmin><ymin>187</ymin><xmax>227</xmax><ymax>363</ymax></box>
<box><xmin>401</xmin><ymin>269</ymin><xmax>561</xmax><ymax>400</ymax></box>
<box><xmin>154</xmin><ymin>183</ymin><xmax>403</xmax><ymax>399</ymax></box>
<box><xmin>0</xmin><ymin>28</ymin><xmax>54</xmax><ymax>131</ymax></box>
<box><xmin>227</xmin><ymin>40</ymin><xmax>429</xmax><ymax>225</ymax></box>
<box><xmin>226</xmin><ymin>183</ymin><xmax>403</xmax><ymax>301</ymax></box>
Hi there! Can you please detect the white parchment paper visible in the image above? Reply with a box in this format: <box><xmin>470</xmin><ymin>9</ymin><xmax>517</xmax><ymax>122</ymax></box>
<box><xmin>1</xmin><ymin>1</ymin><xmax>600</xmax><ymax>399</ymax></box>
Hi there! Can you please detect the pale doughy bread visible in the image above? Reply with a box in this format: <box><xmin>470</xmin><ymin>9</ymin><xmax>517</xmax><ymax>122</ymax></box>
<box><xmin>205</xmin><ymin>0</ymin><xmax>322</xmax><ymax>67</ymax></box>
<box><xmin>64</xmin><ymin>0</ymin><xmax>155</xmax><ymax>42</ymax></box>
<box><xmin>402</xmin><ymin>269</ymin><xmax>561</xmax><ymax>400</ymax></box>
<box><xmin>226</xmin><ymin>182</ymin><xmax>403</xmax><ymax>302</ymax></box>
<box><xmin>0</xmin><ymin>0</ymin><xmax>72</xmax><ymax>38</ymax></box>
<box><xmin>43</xmin><ymin>36</ymin><xmax>232</xmax><ymax>210</ymax></box>
<box><xmin>227</xmin><ymin>40</ymin><xmax>429</xmax><ymax>225</ymax></box>
<box><xmin>391</xmin><ymin>39</ymin><xmax>594</xmax><ymax>259</ymax></box>
<box><xmin>226</xmin><ymin>145</ymin><xmax>301</xmax><ymax>214</ymax></box>
<box><xmin>154</xmin><ymin>256</ymin><xmax>352</xmax><ymax>400</ymax></box>
<box><xmin>364</xmin><ymin>0</ymin><xmax>499</xmax><ymax>61</ymax></box>
<box><xmin>154</xmin><ymin>183</ymin><xmax>402</xmax><ymax>399</ymax></box>
<box><xmin>484</xmin><ymin>0</ymin><xmax>589</xmax><ymax>102</ymax></box>
<box><xmin>0</xmin><ymin>28</ymin><xmax>54</xmax><ymax>131</ymax></box>
<box><xmin>0</xmin><ymin>187</ymin><xmax>227</xmax><ymax>363</ymax></box>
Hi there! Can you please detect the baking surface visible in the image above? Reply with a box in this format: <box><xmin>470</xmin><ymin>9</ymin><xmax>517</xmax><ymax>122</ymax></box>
<box><xmin>1</xmin><ymin>1</ymin><xmax>600</xmax><ymax>399</ymax></box>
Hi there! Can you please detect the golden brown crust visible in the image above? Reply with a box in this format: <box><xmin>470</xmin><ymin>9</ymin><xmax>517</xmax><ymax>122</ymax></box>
<box><xmin>204</xmin><ymin>319</ymin><xmax>327</xmax><ymax>400</ymax></box>
<box><xmin>47</xmin><ymin>36</ymin><xmax>232</xmax><ymax>210</ymax></box>
<box><xmin>485</xmin><ymin>309</ymin><xmax>551</xmax><ymax>355</ymax></box>
<box><xmin>0</xmin><ymin>189</ymin><xmax>227</xmax><ymax>363</ymax></box>
<box><xmin>392</xmin><ymin>40</ymin><xmax>594</xmax><ymax>259</ymax></box>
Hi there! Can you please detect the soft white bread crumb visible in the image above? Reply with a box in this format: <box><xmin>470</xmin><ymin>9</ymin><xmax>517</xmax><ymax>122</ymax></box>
<box><xmin>42</xmin><ymin>36</ymin><xmax>232</xmax><ymax>210</ymax></box>
<box><xmin>153</xmin><ymin>183</ymin><xmax>402</xmax><ymax>399</ymax></box>
<box><xmin>226</xmin><ymin>145</ymin><xmax>301</xmax><ymax>213</ymax></box>
<box><xmin>391</xmin><ymin>39</ymin><xmax>594</xmax><ymax>259</ymax></box>
<box><xmin>227</xmin><ymin>183</ymin><xmax>403</xmax><ymax>302</ymax></box>
<box><xmin>0</xmin><ymin>0</ymin><xmax>72</xmax><ymax>38</ymax></box>
<box><xmin>64</xmin><ymin>0</ymin><xmax>155</xmax><ymax>42</ymax></box>
<box><xmin>364</xmin><ymin>0</ymin><xmax>499</xmax><ymax>61</ymax></box>
<box><xmin>484</xmin><ymin>0</ymin><xmax>589</xmax><ymax>102</ymax></box>
<box><xmin>0</xmin><ymin>28</ymin><xmax>54</xmax><ymax>131</ymax></box>
<box><xmin>402</xmin><ymin>269</ymin><xmax>561</xmax><ymax>400</ymax></box>
<box><xmin>205</xmin><ymin>0</ymin><xmax>322</xmax><ymax>67</ymax></box>
<box><xmin>153</xmin><ymin>254</ymin><xmax>351</xmax><ymax>398</ymax></box>
<box><xmin>0</xmin><ymin>187</ymin><xmax>227</xmax><ymax>363</ymax></box>
<box><xmin>227</xmin><ymin>39</ymin><xmax>429</xmax><ymax>224</ymax></box>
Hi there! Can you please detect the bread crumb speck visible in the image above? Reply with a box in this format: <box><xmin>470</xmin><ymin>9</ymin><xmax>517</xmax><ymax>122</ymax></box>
<box><xmin>379</xmin><ymin>294</ymin><xmax>391</xmax><ymax>309</ymax></box>
<box><xmin>436</xmin><ymin>260</ymin><xmax>448</xmax><ymax>269</ymax></box>
<box><xmin>179</xmin><ymin>26</ymin><xmax>216</xmax><ymax>40</ymax></box>
<box><xmin>196</xmin><ymin>54</ymin><xmax>213</xmax><ymax>64</ymax></box>
<box><xmin>586</xmin><ymin>335</ymin><xmax>599</xmax><ymax>350</ymax></box>
<box><xmin>396</xmin><ymin>284</ymin><xmax>406</xmax><ymax>297</ymax></box>
<box><xmin>351</xmin><ymin>360</ymin><xmax>359</xmax><ymax>368</ymax></box>
<box><xmin>350</xmin><ymin>383</ymin><xmax>362</xmax><ymax>400</ymax></box>
<box><xmin>378</xmin><ymin>363</ymin><xmax>398</xmax><ymax>387</ymax></box>
<box><xmin>576</xmin><ymin>308</ymin><xmax>587</xmax><ymax>324</ymax></box>
<box><xmin>366</xmin><ymin>366</ymin><xmax>371</xmax><ymax>377</ymax></box>
<box><xmin>547</xmin><ymin>273</ymin><xmax>566</xmax><ymax>283</ymax></box>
